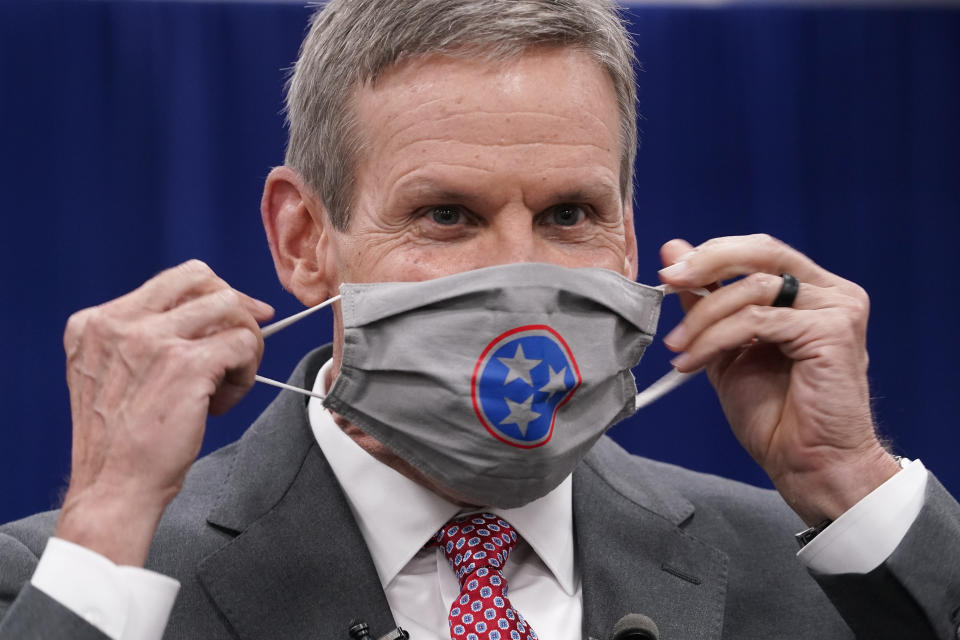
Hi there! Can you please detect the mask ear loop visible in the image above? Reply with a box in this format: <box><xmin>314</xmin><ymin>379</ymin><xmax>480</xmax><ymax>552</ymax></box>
<box><xmin>252</xmin><ymin>295</ymin><xmax>342</xmax><ymax>400</ymax></box>
<box><xmin>260</xmin><ymin>295</ymin><xmax>341</xmax><ymax>338</ymax></box>
<box><xmin>634</xmin><ymin>285</ymin><xmax>710</xmax><ymax>411</ymax></box>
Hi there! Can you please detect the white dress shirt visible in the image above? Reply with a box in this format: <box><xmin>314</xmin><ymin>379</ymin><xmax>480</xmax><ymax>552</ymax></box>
<box><xmin>307</xmin><ymin>359</ymin><xmax>582</xmax><ymax>639</ymax></box>
<box><xmin>31</xmin><ymin>536</ymin><xmax>178</xmax><ymax>640</ymax></box>
<box><xmin>29</xmin><ymin>357</ymin><xmax>929</xmax><ymax>639</ymax></box>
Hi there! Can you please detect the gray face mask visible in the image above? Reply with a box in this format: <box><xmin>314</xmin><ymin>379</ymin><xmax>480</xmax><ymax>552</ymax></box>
<box><xmin>317</xmin><ymin>262</ymin><xmax>671</xmax><ymax>508</ymax></box>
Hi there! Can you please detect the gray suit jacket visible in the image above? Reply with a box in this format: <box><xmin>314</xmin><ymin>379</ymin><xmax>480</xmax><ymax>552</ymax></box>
<box><xmin>2</xmin><ymin>346</ymin><xmax>960</xmax><ymax>639</ymax></box>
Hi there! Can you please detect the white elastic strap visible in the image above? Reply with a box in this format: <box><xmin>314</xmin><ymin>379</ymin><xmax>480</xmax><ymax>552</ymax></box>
<box><xmin>260</xmin><ymin>295</ymin><xmax>341</xmax><ymax>338</ymax></box>
<box><xmin>634</xmin><ymin>285</ymin><xmax>712</xmax><ymax>410</ymax></box>
<box><xmin>254</xmin><ymin>374</ymin><xmax>326</xmax><ymax>400</ymax></box>
<box><xmin>634</xmin><ymin>368</ymin><xmax>699</xmax><ymax>410</ymax></box>
<box><xmin>254</xmin><ymin>296</ymin><xmax>341</xmax><ymax>399</ymax></box>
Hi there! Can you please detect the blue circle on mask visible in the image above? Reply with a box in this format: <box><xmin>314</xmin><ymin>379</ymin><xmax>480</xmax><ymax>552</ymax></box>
<box><xmin>472</xmin><ymin>325</ymin><xmax>581</xmax><ymax>448</ymax></box>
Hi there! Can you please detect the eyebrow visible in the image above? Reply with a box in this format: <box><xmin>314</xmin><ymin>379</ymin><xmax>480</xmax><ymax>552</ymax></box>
<box><xmin>409</xmin><ymin>184</ymin><xmax>478</xmax><ymax>204</ymax></box>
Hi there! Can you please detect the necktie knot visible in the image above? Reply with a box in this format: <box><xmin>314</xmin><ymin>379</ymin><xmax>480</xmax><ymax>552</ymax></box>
<box><xmin>430</xmin><ymin>512</ymin><xmax>519</xmax><ymax>586</ymax></box>
<box><xmin>429</xmin><ymin>513</ymin><xmax>537</xmax><ymax>640</ymax></box>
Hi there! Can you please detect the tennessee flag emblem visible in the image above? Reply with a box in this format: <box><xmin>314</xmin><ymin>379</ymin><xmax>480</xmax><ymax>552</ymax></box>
<box><xmin>471</xmin><ymin>325</ymin><xmax>581</xmax><ymax>448</ymax></box>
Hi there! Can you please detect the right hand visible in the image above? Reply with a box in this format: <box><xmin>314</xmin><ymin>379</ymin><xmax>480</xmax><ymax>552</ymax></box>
<box><xmin>54</xmin><ymin>260</ymin><xmax>274</xmax><ymax>565</ymax></box>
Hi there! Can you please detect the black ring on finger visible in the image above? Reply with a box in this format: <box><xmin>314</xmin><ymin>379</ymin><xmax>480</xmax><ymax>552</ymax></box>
<box><xmin>772</xmin><ymin>273</ymin><xmax>800</xmax><ymax>308</ymax></box>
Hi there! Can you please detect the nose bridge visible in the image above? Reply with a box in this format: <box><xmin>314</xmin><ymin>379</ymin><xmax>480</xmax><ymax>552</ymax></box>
<box><xmin>487</xmin><ymin>204</ymin><xmax>538</xmax><ymax>265</ymax></box>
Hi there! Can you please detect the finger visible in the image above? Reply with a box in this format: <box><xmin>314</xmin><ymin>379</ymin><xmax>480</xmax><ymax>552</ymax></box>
<box><xmin>122</xmin><ymin>260</ymin><xmax>274</xmax><ymax>319</ymax></box>
<box><xmin>660</xmin><ymin>238</ymin><xmax>706</xmax><ymax>314</ymax></box>
<box><xmin>670</xmin><ymin>305</ymin><xmax>818</xmax><ymax>372</ymax></box>
<box><xmin>658</xmin><ymin>234</ymin><xmax>841</xmax><ymax>290</ymax></box>
<box><xmin>193</xmin><ymin>326</ymin><xmax>265</xmax><ymax>416</ymax></box>
<box><xmin>163</xmin><ymin>288</ymin><xmax>267</xmax><ymax>341</ymax></box>
<box><xmin>663</xmin><ymin>274</ymin><xmax>836</xmax><ymax>352</ymax></box>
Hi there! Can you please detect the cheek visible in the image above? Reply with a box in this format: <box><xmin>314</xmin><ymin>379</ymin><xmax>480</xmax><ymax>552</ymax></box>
<box><xmin>335</xmin><ymin>228</ymin><xmax>418</xmax><ymax>283</ymax></box>
<box><xmin>542</xmin><ymin>225</ymin><xmax>629</xmax><ymax>268</ymax></box>
<box><xmin>549</xmin><ymin>245</ymin><xmax>626</xmax><ymax>272</ymax></box>
<box><xmin>385</xmin><ymin>244</ymin><xmax>488</xmax><ymax>279</ymax></box>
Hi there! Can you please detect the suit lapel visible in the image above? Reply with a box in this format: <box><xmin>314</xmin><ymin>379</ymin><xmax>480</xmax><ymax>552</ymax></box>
<box><xmin>575</xmin><ymin>438</ymin><xmax>729</xmax><ymax>640</ymax></box>
<box><xmin>197</xmin><ymin>347</ymin><xmax>396</xmax><ymax>640</ymax></box>
<box><xmin>193</xmin><ymin>347</ymin><xmax>729</xmax><ymax>639</ymax></box>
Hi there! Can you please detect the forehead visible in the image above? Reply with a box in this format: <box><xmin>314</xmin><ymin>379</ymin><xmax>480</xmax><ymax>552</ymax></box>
<box><xmin>350</xmin><ymin>47</ymin><xmax>622</xmax><ymax>180</ymax></box>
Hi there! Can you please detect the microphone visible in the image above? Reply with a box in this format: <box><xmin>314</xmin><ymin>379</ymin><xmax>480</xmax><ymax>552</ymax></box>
<box><xmin>348</xmin><ymin>621</ymin><xmax>371</xmax><ymax>640</ymax></box>
<box><xmin>611</xmin><ymin>613</ymin><xmax>660</xmax><ymax>640</ymax></box>
<box><xmin>347</xmin><ymin>620</ymin><xmax>409</xmax><ymax>640</ymax></box>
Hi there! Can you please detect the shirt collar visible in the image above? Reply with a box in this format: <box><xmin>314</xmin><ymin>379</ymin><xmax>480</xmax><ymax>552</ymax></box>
<box><xmin>307</xmin><ymin>359</ymin><xmax>577</xmax><ymax>595</ymax></box>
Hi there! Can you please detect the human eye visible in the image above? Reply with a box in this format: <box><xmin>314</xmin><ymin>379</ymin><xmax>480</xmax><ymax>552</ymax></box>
<box><xmin>426</xmin><ymin>205</ymin><xmax>466</xmax><ymax>226</ymax></box>
<box><xmin>542</xmin><ymin>203</ymin><xmax>588</xmax><ymax>227</ymax></box>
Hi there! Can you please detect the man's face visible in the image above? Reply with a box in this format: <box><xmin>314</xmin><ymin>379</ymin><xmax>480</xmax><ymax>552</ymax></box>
<box><xmin>265</xmin><ymin>46</ymin><xmax>638</xmax><ymax>500</ymax></box>
<box><xmin>326</xmin><ymin>46</ymin><xmax>637</xmax><ymax>287</ymax></box>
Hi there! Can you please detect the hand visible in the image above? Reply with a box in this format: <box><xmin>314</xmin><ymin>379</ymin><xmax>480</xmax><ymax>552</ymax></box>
<box><xmin>54</xmin><ymin>260</ymin><xmax>274</xmax><ymax>565</ymax></box>
<box><xmin>657</xmin><ymin>234</ymin><xmax>900</xmax><ymax>525</ymax></box>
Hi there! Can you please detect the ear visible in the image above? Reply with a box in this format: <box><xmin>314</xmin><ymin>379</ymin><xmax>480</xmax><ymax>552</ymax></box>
<box><xmin>261</xmin><ymin>166</ymin><xmax>338</xmax><ymax>306</ymax></box>
<box><xmin>622</xmin><ymin>198</ymin><xmax>639</xmax><ymax>280</ymax></box>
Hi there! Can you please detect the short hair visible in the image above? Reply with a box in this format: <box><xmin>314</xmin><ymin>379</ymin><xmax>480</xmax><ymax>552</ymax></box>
<box><xmin>285</xmin><ymin>0</ymin><xmax>638</xmax><ymax>231</ymax></box>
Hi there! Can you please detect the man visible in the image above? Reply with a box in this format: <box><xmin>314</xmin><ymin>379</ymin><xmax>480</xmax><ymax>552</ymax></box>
<box><xmin>1</xmin><ymin>1</ymin><xmax>958</xmax><ymax>639</ymax></box>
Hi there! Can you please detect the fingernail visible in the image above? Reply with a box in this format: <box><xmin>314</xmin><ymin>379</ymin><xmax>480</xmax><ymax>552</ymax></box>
<box><xmin>677</xmin><ymin>250</ymin><xmax>697</xmax><ymax>262</ymax></box>
<box><xmin>658</xmin><ymin>261</ymin><xmax>688</xmax><ymax>278</ymax></box>
<box><xmin>663</xmin><ymin>324</ymin><xmax>687</xmax><ymax>350</ymax></box>
<box><xmin>670</xmin><ymin>353</ymin><xmax>692</xmax><ymax>371</ymax></box>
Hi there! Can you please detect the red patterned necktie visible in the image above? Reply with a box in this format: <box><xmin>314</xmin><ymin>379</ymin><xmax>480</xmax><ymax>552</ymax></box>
<box><xmin>429</xmin><ymin>512</ymin><xmax>538</xmax><ymax>640</ymax></box>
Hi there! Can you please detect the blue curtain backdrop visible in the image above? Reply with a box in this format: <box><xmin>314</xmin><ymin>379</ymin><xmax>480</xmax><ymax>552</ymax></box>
<box><xmin>1</xmin><ymin>2</ymin><xmax>958</xmax><ymax>525</ymax></box>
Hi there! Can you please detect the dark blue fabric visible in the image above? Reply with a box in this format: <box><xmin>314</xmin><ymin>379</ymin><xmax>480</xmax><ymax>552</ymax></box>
<box><xmin>1</xmin><ymin>2</ymin><xmax>957</xmax><ymax>524</ymax></box>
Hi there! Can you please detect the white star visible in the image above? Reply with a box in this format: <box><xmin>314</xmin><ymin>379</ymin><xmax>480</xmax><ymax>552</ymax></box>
<box><xmin>538</xmin><ymin>365</ymin><xmax>568</xmax><ymax>401</ymax></box>
<box><xmin>499</xmin><ymin>394</ymin><xmax>542</xmax><ymax>437</ymax></box>
<box><xmin>497</xmin><ymin>344</ymin><xmax>541</xmax><ymax>386</ymax></box>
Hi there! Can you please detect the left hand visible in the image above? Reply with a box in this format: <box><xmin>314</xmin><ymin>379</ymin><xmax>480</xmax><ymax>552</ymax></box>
<box><xmin>658</xmin><ymin>234</ymin><xmax>900</xmax><ymax>525</ymax></box>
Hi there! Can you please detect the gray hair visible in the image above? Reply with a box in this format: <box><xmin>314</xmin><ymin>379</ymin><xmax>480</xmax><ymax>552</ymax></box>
<box><xmin>285</xmin><ymin>0</ymin><xmax>638</xmax><ymax>231</ymax></box>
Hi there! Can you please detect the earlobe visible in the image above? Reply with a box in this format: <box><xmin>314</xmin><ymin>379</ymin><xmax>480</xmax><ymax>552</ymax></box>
<box><xmin>261</xmin><ymin>166</ymin><xmax>336</xmax><ymax>306</ymax></box>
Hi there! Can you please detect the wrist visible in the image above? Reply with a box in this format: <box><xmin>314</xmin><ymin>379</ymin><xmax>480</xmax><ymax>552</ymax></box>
<box><xmin>774</xmin><ymin>445</ymin><xmax>902</xmax><ymax>526</ymax></box>
<box><xmin>55</xmin><ymin>485</ymin><xmax>170</xmax><ymax>566</ymax></box>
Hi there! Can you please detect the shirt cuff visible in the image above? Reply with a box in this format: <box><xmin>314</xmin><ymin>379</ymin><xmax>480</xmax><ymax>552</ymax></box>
<box><xmin>30</xmin><ymin>537</ymin><xmax>180</xmax><ymax>640</ymax></box>
<box><xmin>798</xmin><ymin>458</ymin><xmax>928</xmax><ymax>574</ymax></box>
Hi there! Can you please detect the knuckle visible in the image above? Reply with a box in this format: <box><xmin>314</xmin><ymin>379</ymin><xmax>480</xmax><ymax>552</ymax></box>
<box><xmin>756</xmin><ymin>233</ymin><xmax>785</xmax><ymax>255</ymax></box>
<box><xmin>68</xmin><ymin>306</ymin><xmax>117</xmax><ymax>343</ymax></box>
<box><xmin>744</xmin><ymin>272</ymin><xmax>775</xmax><ymax>298</ymax></box>
<box><xmin>237</xmin><ymin>328</ymin><xmax>263</xmax><ymax>355</ymax></box>
<box><xmin>850</xmin><ymin>284</ymin><xmax>870</xmax><ymax>311</ymax></box>
<box><xmin>64</xmin><ymin>309</ymin><xmax>91</xmax><ymax>339</ymax></box>
<box><xmin>180</xmin><ymin>258</ymin><xmax>212</xmax><ymax>275</ymax></box>
<box><xmin>835</xmin><ymin>283</ymin><xmax>870</xmax><ymax>322</ymax></box>
<box><xmin>160</xmin><ymin>338</ymin><xmax>187</xmax><ymax>361</ymax></box>
<box><xmin>215</xmin><ymin>288</ymin><xmax>241</xmax><ymax>307</ymax></box>
<box><xmin>849</xmin><ymin>296</ymin><xmax>869</xmax><ymax>320</ymax></box>
<box><xmin>163</xmin><ymin>339</ymin><xmax>200</xmax><ymax>372</ymax></box>
<box><xmin>751</xmin><ymin>232</ymin><xmax>775</xmax><ymax>245</ymax></box>
<box><xmin>845</xmin><ymin>306</ymin><xmax>866</xmax><ymax>333</ymax></box>
<box><xmin>208</xmin><ymin>329</ymin><xmax>261</xmax><ymax>370</ymax></box>
<box><xmin>175</xmin><ymin>259</ymin><xmax>219</xmax><ymax>286</ymax></box>
<box><xmin>745</xmin><ymin>303</ymin><xmax>767</xmax><ymax>324</ymax></box>
<box><xmin>64</xmin><ymin>310</ymin><xmax>93</xmax><ymax>354</ymax></box>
